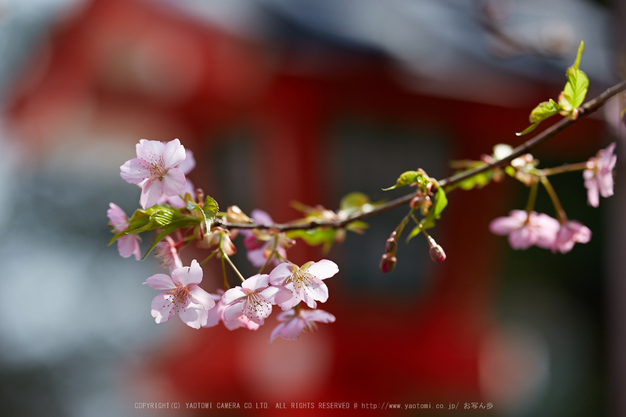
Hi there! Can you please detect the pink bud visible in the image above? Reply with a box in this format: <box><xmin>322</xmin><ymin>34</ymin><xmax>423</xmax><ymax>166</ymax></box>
<box><xmin>379</xmin><ymin>253</ymin><xmax>397</xmax><ymax>273</ymax></box>
<box><xmin>410</xmin><ymin>195</ymin><xmax>423</xmax><ymax>210</ymax></box>
<box><xmin>429</xmin><ymin>244</ymin><xmax>446</xmax><ymax>263</ymax></box>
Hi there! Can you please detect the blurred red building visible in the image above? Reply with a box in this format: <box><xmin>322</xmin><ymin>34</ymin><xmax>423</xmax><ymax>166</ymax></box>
<box><xmin>3</xmin><ymin>0</ymin><xmax>612</xmax><ymax>415</ymax></box>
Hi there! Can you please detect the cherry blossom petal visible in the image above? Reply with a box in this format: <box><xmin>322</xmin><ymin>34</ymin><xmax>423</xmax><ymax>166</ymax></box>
<box><xmin>246</xmin><ymin>247</ymin><xmax>268</xmax><ymax>267</ymax></box>
<box><xmin>162</xmin><ymin>138</ymin><xmax>186</xmax><ymax>168</ymax></box>
<box><xmin>158</xmin><ymin>178</ymin><xmax>195</xmax><ymax>208</ymax></box>
<box><xmin>260</xmin><ymin>285</ymin><xmax>292</xmax><ymax>305</ymax></box>
<box><xmin>107</xmin><ymin>203</ymin><xmax>128</xmax><ymax>229</ymax></box>
<box><xmin>150</xmin><ymin>293</ymin><xmax>176</xmax><ymax>323</ymax></box>
<box><xmin>188</xmin><ymin>285</ymin><xmax>215</xmax><ymax>310</ymax></box>
<box><xmin>306</xmin><ymin>260</ymin><xmax>339</xmax><ymax>280</ymax></box>
<box><xmin>268</xmin><ymin>262</ymin><xmax>294</xmax><ymax>285</ymax></box>
<box><xmin>120</xmin><ymin>158</ymin><xmax>150</xmax><ymax>184</ymax></box>
<box><xmin>302</xmin><ymin>281</ymin><xmax>329</xmax><ymax>306</ymax></box>
<box><xmin>489</xmin><ymin>211</ymin><xmax>525</xmax><ymax>235</ymax></box>
<box><xmin>242</xmin><ymin>274</ymin><xmax>270</xmax><ymax>291</ymax></box>
<box><xmin>136</xmin><ymin>139</ymin><xmax>164</xmax><ymax>161</ymax></box>
<box><xmin>171</xmin><ymin>259</ymin><xmax>203</xmax><ymax>286</ymax></box>
<box><xmin>270</xmin><ymin>317</ymin><xmax>306</xmax><ymax>341</ymax></box>
<box><xmin>223</xmin><ymin>302</ymin><xmax>246</xmax><ymax>323</ymax></box>
<box><xmin>221</xmin><ymin>287</ymin><xmax>247</xmax><ymax>305</ymax></box>
<box><xmin>177</xmin><ymin>149</ymin><xmax>196</xmax><ymax>174</ymax></box>
<box><xmin>584</xmin><ymin>174</ymin><xmax>600</xmax><ymax>208</ymax></box>
<box><xmin>508</xmin><ymin>227</ymin><xmax>533</xmax><ymax>250</ymax></box>
<box><xmin>250</xmin><ymin>209</ymin><xmax>273</xmax><ymax>225</ymax></box>
<box><xmin>117</xmin><ymin>235</ymin><xmax>141</xmax><ymax>260</ymax></box>
<box><xmin>161</xmin><ymin>168</ymin><xmax>186</xmax><ymax>196</ymax></box>
<box><xmin>178</xmin><ymin>302</ymin><xmax>209</xmax><ymax>329</ymax></box>
<box><xmin>302</xmin><ymin>309</ymin><xmax>336</xmax><ymax>323</ymax></box>
<box><xmin>144</xmin><ymin>274</ymin><xmax>176</xmax><ymax>291</ymax></box>
<box><xmin>140</xmin><ymin>179</ymin><xmax>163</xmax><ymax>209</ymax></box>
<box><xmin>552</xmin><ymin>221</ymin><xmax>592</xmax><ymax>254</ymax></box>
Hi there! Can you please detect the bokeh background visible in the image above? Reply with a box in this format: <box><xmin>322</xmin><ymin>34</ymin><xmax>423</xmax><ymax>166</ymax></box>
<box><xmin>0</xmin><ymin>0</ymin><xmax>624</xmax><ymax>416</ymax></box>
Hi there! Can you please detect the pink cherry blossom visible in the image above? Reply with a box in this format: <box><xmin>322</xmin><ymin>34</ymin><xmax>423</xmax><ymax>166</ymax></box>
<box><xmin>552</xmin><ymin>220</ymin><xmax>592</xmax><ymax>254</ymax></box>
<box><xmin>489</xmin><ymin>210</ymin><xmax>560</xmax><ymax>250</ymax></box>
<box><xmin>221</xmin><ymin>274</ymin><xmax>292</xmax><ymax>325</ymax></box>
<box><xmin>143</xmin><ymin>259</ymin><xmax>215</xmax><ymax>329</ymax></box>
<box><xmin>242</xmin><ymin>209</ymin><xmax>294</xmax><ymax>267</ymax></box>
<box><xmin>204</xmin><ymin>291</ymin><xmax>260</xmax><ymax>331</ymax></box>
<box><xmin>270</xmin><ymin>308</ymin><xmax>336</xmax><ymax>342</ymax></box>
<box><xmin>153</xmin><ymin>235</ymin><xmax>183</xmax><ymax>271</ymax></box>
<box><xmin>269</xmin><ymin>259</ymin><xmax>339</xmax><ymax>310</ymax></box>
<box><xmin>120</xmin><ymin>139</ymin><xmax>187</xmax><ymax>209</ymax></box>
<box><xmin>107</xmin><ymin>203</ymin><xmax>141</xmax><ymax>260</ymax></box>
<box><xmin>156</xmin><ymin>149</ymin><xmax>196</xmax><ymax>208</ymax></box>
<box><xmin>584</xmin><ymin>142</ymin><xmax>616</xmax><ymax>207</ymax></box>
<box><xmin>199</xmin><ymin>227</ymin><xmax>236</xmax><ymax>256</ymax></box>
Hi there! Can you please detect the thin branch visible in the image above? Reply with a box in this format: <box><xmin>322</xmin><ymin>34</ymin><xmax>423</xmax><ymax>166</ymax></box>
<box><xmin>215</xmin><ymin>79</ymin><xmax>626</xmax><ymax>232</ymax></box>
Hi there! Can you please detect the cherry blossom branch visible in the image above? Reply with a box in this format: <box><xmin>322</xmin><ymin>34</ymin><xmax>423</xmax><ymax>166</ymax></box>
<box><xmin>214</xmin><ymin>79</ymin><xmax>626</xmax><ymax>232</ymax></box>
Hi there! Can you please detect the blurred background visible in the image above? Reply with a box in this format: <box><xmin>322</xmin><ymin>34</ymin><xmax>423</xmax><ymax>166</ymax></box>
<box><xmin>0</xmin><ymin>0</ymin><xmax>624</xmax><ymax>416</ymax></box>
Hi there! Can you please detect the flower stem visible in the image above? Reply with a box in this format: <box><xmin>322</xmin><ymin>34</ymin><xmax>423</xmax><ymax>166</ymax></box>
<box><xmin>540</xmin><ymin>161</ymin><xmax>588</xmax><ymax>176</ymax></box>
<box><xmin>258</xmin><ymin>235</ymin><xmax>279</xmax><ymax>274</ymax></box>
<box><xmin>200</xmin><ymin>250</ymin><xmax>218</xmax><ymax>267</ymax></box>
<box><xmin>540</xmin><ymin>176</ymin><xmax>567</xmax><ymax>224</ymax></box>
<box><xmin>223</xmin><ymin>252</ymin><xmax>246</xmax><ymax>282</ymax></box>
<box><xmin>220</xmin><ymin>255</ymin><xmax>231</xmax><ymax>290</ymax></box>
<box><xmin>525</xmin><ymin>178</ymin><xmax>539</xmax><ymax>216</ymax></box>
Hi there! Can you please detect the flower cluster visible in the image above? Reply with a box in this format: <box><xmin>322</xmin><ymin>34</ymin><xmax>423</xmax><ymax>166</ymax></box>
<box><xmin>109</xmin><ymin>138</ymin><xmax>338</xmax><ymax>340</ymax></box>
<box><xmin>488</xmin><ymin>143</ymin><xmax>615</xmax><ymax>253</ymax></box>
<box><xmin>489</xmin><ymin>210</ymin><xmax>591</xmax><ymax>253</ymax></box>
<box><xmin>143</xmin><ymin>259</ymin><xmax>338</xmax><ymax>337</ymax></box>
<box><xmin>108</xmin><ymin>135</ymin><xmax>616</xmax><ymax>339</ymax></box>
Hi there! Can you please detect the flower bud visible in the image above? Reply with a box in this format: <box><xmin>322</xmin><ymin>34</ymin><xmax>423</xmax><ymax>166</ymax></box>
<box><xmin>410</xmin><ymin>195</ymin><xmax>423</xmax><ymax>210</ymax></box>
<box><xmin>429</xmin><ymin>244</ymin><xmax>446</xmax><ymax>263</ymax></box>
<box><xmin>227</xmin><ymin>205</ymin><xmax>252</xmax><ymax>223</ymax></box>
<box><xmin>385</xmin><ymin>235</ymin><xmax>397</xmax><ymax>254</ymax></box>
<box><xmin>379</xmin><ymin>253</ymin><xmax>397</xmax><ymax>273</ymax></box>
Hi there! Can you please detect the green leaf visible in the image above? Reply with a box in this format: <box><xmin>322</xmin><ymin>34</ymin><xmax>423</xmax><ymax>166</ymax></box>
<box><xmin>108</xmin><ymin>206</ymin><xmax>187</xmax><ymax>246</ymax></box>
<box><xmin>345</xmin><ymin>220</ymin><xmax>368</xmax><ymax>233</ymax></box>
<box><xmin>456</xmin><ymin>171</ymin><xmax>492</xmax><ymax>190</ymax></box>
<box><xmin>516</xmin><ymin>100</ymin><xmax>562</xmax><ymax>136</ymax></box>
<box><xmin>431</xmin><ymin>186</ymin><xmax>448</xmax><ymax>218</ymax></box>
<box><xmin>339</xmin><ymin>192</ymin><xmax>370</xmax><ymax>211</ymax></box>
<box><xmin>286</xmin><ymin>228</ymin><xmax>336</xmax><ymax>247</ymax></box>
<box><xmin>562</xmin><ymin>42</ymin><xmax>589</xmax><ymax>109</ymax></box>
<box><xmin>186</xmin><ymin>196</ymin><xmax>219</xmax><ymax>235</ymax></box>
<box><xmin>383</xmin><ymin>170</ymin><xmax>424</xmax><ymax>191</ymax></box>
<box><xmin>530</xmin><ymin>99</ymin><xmax>561</xmax><ymax>123</ymax></box>
<box><xmin>203</xmin><ymin>196</ymin><xmax>219</xmax><ymax>219</ymax></box>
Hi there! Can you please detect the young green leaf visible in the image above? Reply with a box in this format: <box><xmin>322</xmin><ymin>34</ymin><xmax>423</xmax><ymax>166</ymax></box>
<box><xmin>203</xmin><ymin>196</ymin><xmax>219</xmax><ymax>220</ymax></box>
<box><xmin>562</xmin><ymin>42</ymin><xmax>589</xmax><ymax>109</ymax></box>
<box><xmin>383</xmin><ymin>170</ymin><xmax>424</xmax><ymax>191</ymax></box>
<box><xmin>516</xmin><ymin>41</ymin><xmax>589</xmax><ymax>135</ymax></box>
<box><xmin>286</xmin><ymin>228</ymin><xmax>337</xmax><ymax>252</ymax></box>
<box><xmin>516</xmin><ymin>100</ymin><xmax>562</xmax><ymax>136</ymax></box>
<box><xmin>107</xmin><ymin>206</ymin><xmax>183</xmax><ymax>245</ymax></box>
<box><xmin>339</xmin><ymin>192</ymin><xmax>371</xmax><ymax>212</ymax></box>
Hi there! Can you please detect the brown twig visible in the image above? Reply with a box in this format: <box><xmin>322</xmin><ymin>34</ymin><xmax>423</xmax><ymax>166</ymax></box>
<box><xmin>214</xmin><ymin>80</ymin><xmax>626</xmax><ymax>232</ymax></box>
